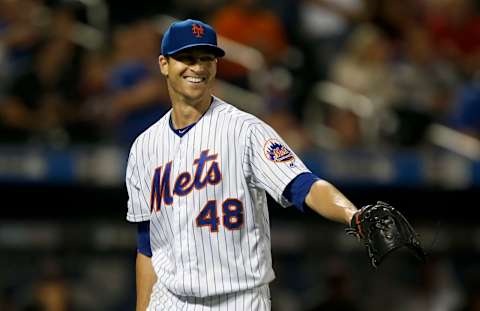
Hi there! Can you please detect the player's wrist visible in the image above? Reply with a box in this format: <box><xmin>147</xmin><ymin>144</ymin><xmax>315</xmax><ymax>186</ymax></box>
<box><xmin>346</xmin><ymin>209</ymin><xmax>358</xmax><ymax>226</ymax></box>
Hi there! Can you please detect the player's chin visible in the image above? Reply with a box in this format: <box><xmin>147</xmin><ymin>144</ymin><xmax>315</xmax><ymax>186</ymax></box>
<box><xmin>183</xmin><ymin>89</ymin><xmax>209</xmax><ymax>101</ymax></box>
<box><xmin>184</xmin><ymin>83</ymin><xmax>212</xmax><ymax>96</ymax></box>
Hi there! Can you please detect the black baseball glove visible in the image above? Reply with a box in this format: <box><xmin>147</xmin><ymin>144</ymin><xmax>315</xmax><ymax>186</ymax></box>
<box><xmin>347</xmin><ymin>201</ymin><xmax>426</xmax><ymax>268</ymax></box>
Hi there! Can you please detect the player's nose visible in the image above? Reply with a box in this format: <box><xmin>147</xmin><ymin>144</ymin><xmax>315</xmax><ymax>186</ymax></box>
<box><xmin>188</xmin><ymin>61</ymin><xmax>208</xmax><ymax>73</ymax></box>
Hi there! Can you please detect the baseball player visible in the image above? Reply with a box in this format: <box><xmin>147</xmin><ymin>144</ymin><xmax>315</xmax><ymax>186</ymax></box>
<box><xmin>126</xmin><ymin>19</ymin><xmax>360</xmax><ymax>310</ymax></box>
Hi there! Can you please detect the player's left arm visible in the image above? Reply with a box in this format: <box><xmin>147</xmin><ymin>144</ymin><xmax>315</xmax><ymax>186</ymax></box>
<box><xmin>304</xmin><ymin>179</ymin><xmax>358</xmax><ymax>225</ymax></box>
<box><xmin>135</xmin><ymin>221</ymin><xmax>155</xmax><ymax>311</ymax></box>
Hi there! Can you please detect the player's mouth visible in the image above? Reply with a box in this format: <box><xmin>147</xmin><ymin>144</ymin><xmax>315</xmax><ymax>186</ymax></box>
<box><xmin>184</xmin><ymin>76</ymin><xmax>207</xmax><ymax>84</ymax></box>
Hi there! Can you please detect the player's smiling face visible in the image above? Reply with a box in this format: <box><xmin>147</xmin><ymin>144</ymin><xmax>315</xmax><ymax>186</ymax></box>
<box><xmin>159</xmin><ymin>48</ymin><xmax>217</xmax><ymax>103</ymax></box>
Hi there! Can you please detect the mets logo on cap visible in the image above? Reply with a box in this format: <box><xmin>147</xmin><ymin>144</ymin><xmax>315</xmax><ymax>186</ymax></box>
<box><xmin>264</xmin><ymin>139</ymin><xmax>295</xmax><ymax>162</ymax></box>
<box><xmin>192</xmin><ymin>23</ymin><xmax>204</xmax><ymax>38</ymax></box>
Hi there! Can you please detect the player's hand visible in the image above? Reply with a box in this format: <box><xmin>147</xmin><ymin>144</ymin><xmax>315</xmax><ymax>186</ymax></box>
<box><xmin>346</xmin><ymin>201</ymin><xmax>426</xmax><ymax>268</ymax></box>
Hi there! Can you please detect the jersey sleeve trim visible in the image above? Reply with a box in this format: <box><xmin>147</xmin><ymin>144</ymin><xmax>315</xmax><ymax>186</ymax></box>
<box><xmin>282</xmin><ymin>172</ymin><xmax>320</xmax><ymax>212</ymax></box>
<box><xmin>137</xmin><ymin>221</ymin><xmax>152</xmax><ymax>257</ymax></box>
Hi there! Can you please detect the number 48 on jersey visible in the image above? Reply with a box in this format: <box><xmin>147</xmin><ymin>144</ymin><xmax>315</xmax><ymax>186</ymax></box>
<box><xmin>196</xmin><ymin>199</ymin><xmax>244</xmax><ymax>232</ymax></box>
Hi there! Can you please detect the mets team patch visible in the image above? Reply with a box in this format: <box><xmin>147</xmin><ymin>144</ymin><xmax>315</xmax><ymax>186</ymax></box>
<box><xmin>264</xmin><ymin>139</ymin><xmax>295</xmax><ymax>162</ymax></box>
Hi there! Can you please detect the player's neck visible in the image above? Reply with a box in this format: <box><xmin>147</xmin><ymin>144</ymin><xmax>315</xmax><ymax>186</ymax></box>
<box><xmin>170</xmin><ymin>95</ymin><xmax>212</xmax><ymax>129</ymax></box>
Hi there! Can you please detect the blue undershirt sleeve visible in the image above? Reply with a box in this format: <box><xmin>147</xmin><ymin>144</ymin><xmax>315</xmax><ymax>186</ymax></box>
<box><xmin>137</xmin><ymin>221</ymin><xmax>152</xmax><ymax>257</ymax></box>
<box><xmin>282</xmin><ymin>172</ymin><xmax>320</xmax><ymax>212</ymax></box>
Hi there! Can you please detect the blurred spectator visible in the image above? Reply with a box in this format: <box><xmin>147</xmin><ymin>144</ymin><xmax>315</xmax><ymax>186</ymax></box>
<box><xmin>393</xmin><ymin>27</ymin><xmax>458</xmax><ymax>118</ymax></box>
<box><xmin>329</xmin><ymin>23</ymin><xmax>395</xmax><ymax>106</ymax></box>
<box><xmin>424</xmin><ymin>0</ymin><xmax>480</xmax><ymax>77</ymax></box>
<box><xmin>449</xmin><ymin>74</ymin><xmax>480</xmax><ymax>138</ymax></box>
<box><xmin>0</xmin><ymin>4</ymin><xmax>86</xmax><ymax>144</ymax></box>
<box><xmin>210</xmin><ymin>0</ymin><xmax>290</xmax><ymax>89</ymax></box>
<box><xmin>66</xmin><ymin>51</ymin><xmax>110</xmax><ymax>143</ymax></box>
<box><xmin>383</xmin><ymin>27</ymin><xmax>460</xmax><ymax>146</ymax></box>
<box><xmin>266</xmin><ymin>0</ymin><xmax>302</xmax><ymax>43</ymax></box>
<box><xmin>317</xmin><ymin>23</ymin><xmax>395</xmax><ymax>148</ymax></box>
<box><xmin>298</xmin><ymin>0</ymin><xmax>367</xmax><ymax>80</ymax></box>
<box><xmin>0</xmin><ymin>0</ymin><xmax>45</xmax><ymax>83</ymax></box>
<box><xmin>103</xmin><ymin>20</ymin><xmax>169</xmax><ymax>146</ymax></box>
<box><xmin>325</xmin><ymin>107</ymin><xmax>363</xmax><ymax>149</ymax></box>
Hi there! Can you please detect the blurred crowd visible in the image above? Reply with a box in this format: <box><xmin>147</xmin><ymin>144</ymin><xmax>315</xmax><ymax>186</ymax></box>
<box><xmin>1</xmin><ymin>1</ymin><xmax>480</xmax><ymax>311</ymax></box>
<box><xmin>0</xmin><ymin>0</ymin><xmax>170</xmax><ymax>147</ymax></box>
<box><xmin>0</xmin><ymin>0</ymin><xmax>480</xmax><ymax>150</ymax></box>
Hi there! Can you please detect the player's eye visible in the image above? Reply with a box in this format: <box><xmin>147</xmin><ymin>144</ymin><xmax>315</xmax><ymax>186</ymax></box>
<box><xmin>173</xmin><ymin>53</ymin><xmax>215</xmax><ymax>65</ymax></box>
<box><xmin>175</xmin><ymin>55</ymin><xmax>195</xmax><ymax>64</ymax></box>
<box><xmin>199</xmin><ymin>55</ymin><xmax>215</xmax><ymax>62</ymax></box>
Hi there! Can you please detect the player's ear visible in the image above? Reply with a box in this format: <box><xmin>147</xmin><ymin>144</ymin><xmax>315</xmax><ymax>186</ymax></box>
<box><xmin>159</xmin><ymin>55</ymin><xmax>168</xmax><ymax>76</ymax></box>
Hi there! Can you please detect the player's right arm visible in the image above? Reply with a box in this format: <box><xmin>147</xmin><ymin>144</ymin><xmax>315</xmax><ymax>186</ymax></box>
<box><xmin>136</xmin><ymin>252</ymin><xmax>156</xmax><ymax>311</ymax></box>
<box><xmin>135</xmin><ymin>221</ymin><xmax>155</xmax><ymax>311</ymax></box>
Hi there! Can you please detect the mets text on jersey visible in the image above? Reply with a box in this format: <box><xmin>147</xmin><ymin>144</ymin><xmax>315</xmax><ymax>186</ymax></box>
<box><xmin>150</xmin><ymin>149</ymin><xmax>222</xmax><ymax>212</ymax></box>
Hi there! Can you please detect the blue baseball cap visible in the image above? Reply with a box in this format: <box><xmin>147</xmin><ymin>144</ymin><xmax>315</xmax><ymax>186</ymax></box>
<box><xmin>161</xmin><ymin>19</ymin><xmax>225</xmax><ymax>57</ymax></box>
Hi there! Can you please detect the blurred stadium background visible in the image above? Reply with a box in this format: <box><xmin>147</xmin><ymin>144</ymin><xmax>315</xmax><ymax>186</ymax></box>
<box><xmin>1</xmin><ymin>0</ymin><xmax>480</xmax><ymax>310</ymax></box>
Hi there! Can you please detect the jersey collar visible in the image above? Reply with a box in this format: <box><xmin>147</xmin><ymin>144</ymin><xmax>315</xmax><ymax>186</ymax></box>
<box><xmin>169</xmin><ymin>116</ymin><xmax>196</xmax><ymax>137</ymax></box>
<box><xmin>168</xmin><ymin>96</ymin><xmax>214</xmax><ymax>137</ymax></box>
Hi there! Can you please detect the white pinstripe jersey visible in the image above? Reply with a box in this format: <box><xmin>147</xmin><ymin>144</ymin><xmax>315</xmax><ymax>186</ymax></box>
<box><xmin>126</xmin><ymin>96</ymin><xmax>311</xmax><ymax>301</ymax></box>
